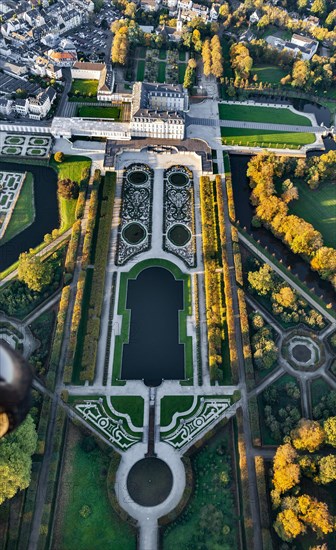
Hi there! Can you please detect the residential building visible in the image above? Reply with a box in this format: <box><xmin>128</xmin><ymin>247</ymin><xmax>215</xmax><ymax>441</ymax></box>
<box><xmin>0</xmin><ymin>98</ymin><xmax>13</xmax><ymax>116</ymax></box>
<box><xmin>71</xmin><ymin>61</ymin><xmax>105</xmax><ymax>80</ymax></box>
<box><xmin>28</xmin><ymin>86</ymin><xmax>56</xmax><ymax>119</ymax></box>
<box><xmin>47</xmin><ymin>49</ymin><xmax>77</xmax><ymax>66</ymax></box>
<box><xmin>14</xmin><ymin>98</ymin><xmax>29</xmax><ymax>115</ymax></box>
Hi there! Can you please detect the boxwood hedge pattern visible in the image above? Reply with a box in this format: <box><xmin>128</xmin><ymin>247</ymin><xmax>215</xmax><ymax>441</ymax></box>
<box><xmin>116</xmin><ymin>164</ymin><xmax>153</xmax><ymax>265</ymax></box>
<box><xmin>163</xmin><ymin>165</ymin><xmax>196</xmax><ymax>267</ymax></box>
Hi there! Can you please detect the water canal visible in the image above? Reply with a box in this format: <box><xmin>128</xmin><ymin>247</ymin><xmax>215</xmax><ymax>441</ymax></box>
<box><xmin>121</xmin><ymin>266</ymin><xmax>185</xmax><ymax>386</ymax></box>
<box><xmin>0</xmin><ymin>161</ymin><xmax>59</xmax><ymax>271</ymax></box>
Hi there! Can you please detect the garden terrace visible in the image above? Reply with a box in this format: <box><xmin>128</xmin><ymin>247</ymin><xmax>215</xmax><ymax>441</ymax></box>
<box><xmin>116</xmin><ymin>164</ymin><xmax>153</xmax><ymax>265</ymax></box>
<box><xmin>113</xmin><ymin>259</ymin><xmax>192</xmax><ymax>387</ymax></box>
<box><xmin>163</xmin><ymin>166</ymin><xmax>196</xmax><ymax>267</ymax></box>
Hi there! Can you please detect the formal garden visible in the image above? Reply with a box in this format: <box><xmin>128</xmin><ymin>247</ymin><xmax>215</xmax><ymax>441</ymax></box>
<box><xmin>133</xmin><ymin>47</ymin><xmax>187</xmax><ymax>85</ymax></box>
<box><xmin>163</xmin><ymin>165</ymin><xmax>196</xmax><ymax>267</ymax></box>
<box><xmin>0</xmin><ymin>171</ymin><xmax>27</xmax><ymax>239</ymax></box>
<box><xmin>116</xmin><ymin>164</ymin><xmax>153</xmax><ymax>265</ymax></box>
<box><xmin>0</xmin><ymin>134</ymin><xmax>52</xmax><ymax>158</ymax></box>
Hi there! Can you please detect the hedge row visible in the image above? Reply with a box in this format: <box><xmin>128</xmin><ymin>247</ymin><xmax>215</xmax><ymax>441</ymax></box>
<box><xmin>215</xmin><ymin>175</ymin><xmax>238</xmax><ymax>384</ymax></box>
<box><xmin>47</xmin><ymin>285</ymin><xmax>71</xmax><ymax>390</ymax></box>
<box><xmin>107</xmin><ymin>453</ymin><xmax>138</xmax><ymax>528</ymax></box>
<box><xmin>36</xmin><ymin>394</ymin><xmax>52</xmax><ymax>455</ymax></box>
<box><xmin>63</xmin><ymin>270</ymin><xmax>86</xmax><ymax>384</ymax></box>
<box><xmin>81</xmin><ymin>169</ymin><xmax>101</xmax><ymax>268</ymax></box>
<box><xmin>254</xmin><ymin>456</ymin><xmax>270</xmax><ymax>529</ymax></box>
<box><xmin>65</xmin><ymin>219</ymin><xmax>81</xmax><ymax>274</ymax></box>
<box><xmin>200</xmin><ymin>175</ymin><xmax>227</xmax><ymax>383</ymax></box>
<box><xmin>17</xmin><ymin>462</ymin><xmax>41</xmax><ymax>550</ymax></box>
<box><xmin>236</xmin><ymin>407</ymin><xmax>254</xmax><ymax>545</ymax></box>
<box><xmin>37</xmin><ymin>407</ymin><xmax>66</xmax><ymax>550</ymax></box>
<box><xmin>237</xmin><ymin>288</ymin><xmax>255</xmax><ymax>391</ymax></box>
<box><xmin>249</xmin><ymin>395</ymin><xmax>261</xmax><ymax>446</ymax></box>
<box><xmin>6</xmin><ymin>491</ymin><xmax>25</xmax><ymax>548</ymax></box>
<box><xmin>223</xmin><ymin>153</ymin><xmax>236</xmax><ymax>222</ymax></box>
<box><xmin>194</xmin><ymin>274</ymin><xmax>202</xmax><ymax>386</ymax></box>
<box><xmin>80</xmin><ymin>173</ymin><xmax>116</xmax><ymax>381</ymax></box>
<box><xmin>75</xmin><ymin>167</ymin><xmax>90</xmax><ymax>220</ymax></box>
<box><xmin>231</xmin><ymin>226</ymin><xmax>243</xmax><ymax>286</ymax></box>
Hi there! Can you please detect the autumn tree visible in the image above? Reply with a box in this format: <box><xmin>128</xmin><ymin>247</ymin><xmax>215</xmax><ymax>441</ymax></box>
<box><xmin>230</xmin><ymin>43</ymin><xmax>253</xmax><ymax>80</ymax></box>
<box><xmin>317</xmin><ymin>455</ymin><xmax>336</xmax><ymax>484</ymax></box>
<box><xmin>210</xmin><ymin>35</ymin><xmax>223</xmax><ymax>79</ymax></box>
<box><xmin>0</xmin><ymin>415</ymin><xmax>37</xmax><ymax>504</ymax></box>
<box><xmin>54</xmin><ymin>151</ymin><xmax>64</xmax><ymax>163</ymax></box>
<box><xmin>58</xmin><ymin>178</ymin><xmax>79</xmax><ymax>200</ymax></box>
<box><xmin>183</xmin><ymin>59</ymin><xmax>196</xmax><ymax>89</ymax></box>
<box><xmin>292</xmin><ymin>60</ymin><xmax>310</xmax><ymax>88</ymax></box>
<box><xmin>274</xmin><ymin>508</ymin><xmax>306</xmax><ymax>542</ymax></box>
<box><xmin>202</xmin><ymin>39</ymin><xmax>212</xmax><ymax>77</ymax></box>
<box><xmin>323</xmin><ymin>417</ymin><xmax>336</xmax><ymax>447</ymax></box>
<box><xmin>291</xmin><ymin>419</ymin><xmax>325</xmax><ymax>453</ymax></box>
<box><xmin>297</xmin><ymin>494</ymin><xmax>334</xmax><ymax>538</ymax></box>
<box><xmin>248</xmin><ymin>263</ymin><xmax>275</xmax><ymax>296</ymax></box>
<box><xmin>272</xmin><ymin>443</ymin><xmax>300</xmax><ymax>498</ymax></box>
<box><xmin>18</xmin><ymin>252</ymin><xmax>53</xmax><ymax>292</ymax></box>
<box><xmin>311</xmin><ymin>0</ymin><xmax>327</xmax><ymax>15</ymax></box>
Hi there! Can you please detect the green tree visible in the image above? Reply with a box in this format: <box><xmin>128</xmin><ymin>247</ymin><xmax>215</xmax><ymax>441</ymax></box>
<box><xmin>0</xmin><ymin>415</ymin><xmax>37</xmax><ymax>504</ymax></box>
<box><xmin>18</xmin><ymin>253</ymin><xmax>53</xmax><ymax>292</ymax></box>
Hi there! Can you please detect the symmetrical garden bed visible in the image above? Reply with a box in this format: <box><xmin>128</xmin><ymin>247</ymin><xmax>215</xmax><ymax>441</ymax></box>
<box><xmin>163</xmin><ymin>166</ymin><xmax>196</xmax><ymax>267</ymax></box>
<box><xmin>116</xmin><ymin>164</ymin><xmax>153</xmax><ymax>265</ymax></box>
<box><xmin>0</xmin><ymin>171</ymin><xmax>26</xmax><ymax>238</ymax></box>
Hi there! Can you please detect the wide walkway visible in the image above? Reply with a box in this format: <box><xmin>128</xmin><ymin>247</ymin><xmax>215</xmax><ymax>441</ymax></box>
<box><xmin>187</xmin><ymin>115</ymin><xmax>324</xmax><ymax>134</ymax></box>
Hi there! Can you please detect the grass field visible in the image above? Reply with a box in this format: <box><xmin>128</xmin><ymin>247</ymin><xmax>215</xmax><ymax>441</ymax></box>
<box><xmin>160</xmin><ymin>396</ymin><xmax>194</xmax><ymax>426</ymax></box>
<box><xmin>163</xmin><ymin>426</ymin><xmax>239</xmax><ymax>549</ymax></box>
<box><xmin>159</xmin><ymin>49</ymin><xmax>167</xmax><ymax>59</ymax></box>
<box><xmin>1</xmin><ymin>173</ymin><xmax>35</xmax><ymax>244</ymax></box>
<box><xmin>178</xmin><ymin>63</ymin><xmax>186</xmax><ymax>84</ymax></box>
<box><xmin>78</xmin><ymin>106</ymin><xmax>121</xmax><ymax>119</ymax></box>
<box><xmin>178</xmin><ymin>50</ymin><xmax>186</xmax><ymax>61</ymax></box>
<box><xmin>136</xmin><ymin>59</ymin><xmax>145</xmax><ymax>81</ymax></box>
<box><xmin>110</xmin><ymin>396</ymin><xmax>144</xmax><ymax>427</ymax></box>
<box><xmin>251</xmin><ymin>64</ymin><xmax>286</xmax><ymax>84</ymax></box>
<box><xmin>57</xmin><ymin>427</ymin><xmax>136</xmax><ymax>550</ymax></box>
<box><xmin>221</xmin><ymin>127</ymin><xmax>315</xmax><ymax>148</ymax></box>
<box><xmin>219</xmin><ymin>104</ymin><xmax>312</xmax><ymax>126</ymax></box>
<box><xmin>158</xmin><ymin>62</ymin><xmax>166</xmax><ymax>83</ymax></box>
<box><xmin>289</xmin><ymin>180</ymin><xmax>336</xmax><ymax>248</ymax></box>
<box><xmin>70</xmin><ymin>79</ymin><xmax>98</xmax><ymax>97</ymax></box>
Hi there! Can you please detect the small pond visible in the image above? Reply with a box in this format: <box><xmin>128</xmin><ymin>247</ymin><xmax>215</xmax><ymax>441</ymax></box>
<box><xmin>121</xmin><ymin>266</ymin><xmax>185</xmax><ymax>386</ymax></box>
<box><xmin>0</xmin><ymin>162</ymin><xmax>59</xmax><ymax>271</ymax></box>
<box><xmin>127</xmin><ymin>458</ymin><xmax>173</xmax><ymax>507</ymax></box>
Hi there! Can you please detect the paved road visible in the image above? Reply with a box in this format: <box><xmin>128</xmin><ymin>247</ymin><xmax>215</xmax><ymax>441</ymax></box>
<box><xmin>187</xmin><ymin>115</ymin><xmax>327</xmax><ymax>134</ymax></box>
<box><xmin>216</xmin><ymin>156</ymin><xmax>263</xmax><ymax>550</ymax></box>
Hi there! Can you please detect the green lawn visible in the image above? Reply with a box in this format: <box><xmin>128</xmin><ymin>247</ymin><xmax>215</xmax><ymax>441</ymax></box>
<box><xmin>159</xmin><ymin>49</ymin><xmax>167</xmax><ymax>59</ymax></box>
<box><xmin>137</xmin><ymin>46</ymin><xmax>146</xmax><ymax>59</ymax></box>
<box><xmin>59</xmin><ymin>197</ymin><xmax>77</xmax><ymax>232</ymax></box>
<box><xmin>78</xmin><ymin>106</ymin><xmax>121</xmax><ymax>119</ymax></box>
<box><xmin>1</xmin><ymin>173</ymin><xmax>35</xmax><ymax>244</ymax></box>
<box><xmin>221</xmin><ymin>127</ymin><xmax>315</xmax><ymax>148</ymax></box>
<box><xmin>160</xmin><ymin>396</ymin><xmax>194</xmax><ymax>426</ymax></box>
<box><xmin>289</xmin><ymin>180</ymin><xmax>336</xmax><ymax>248</ymax></box>
<box><xmin>163</xmin><ymin>427</ymin><xmax>239</xmax><ymax>549</ymax></box>
<box><xmin>251</xmin><ymin>64</ymin><xmax>286</xmax><ymax>84</ymax></box>
<box><xmin>178</xmin><ymin>50</ymin><xmax>186</xmax><ymax>61</ymax></box>
<box><xmin>58</xmin><ymin>429</ymin><xmax>136</xmax><ymax>550</ymax></box>
<box><xmin>178</xmin><ymin>63</ymin><xmax>186</xmax><ymax>84</ymax></box>
<box><xmin>70</xmin><ymin>79</ymin><xmax>98</xmax><ymax>97</ymax></box>
<box><xmin>110</xmin><ymin>396</ymin><xmax>144</xmax><ymax>427</ymax></box>
<box><xmin>157</xmin><ymin>62</ymin><xmax>166</xmax><ymax>83</ymax></box>
<box><xmin>51</xmin><ymin>154</ymin><xmax>91</xmax><ymax>184</ymax></box>
<box><xmin>218</xmin><ymin>104</ymin><xmax>312</xmax><ymax>126</ymax></box>
<box><xmin>136</xmin><ymin>60</ymin><xmax>145</xmax><ymax>81</ymax></box>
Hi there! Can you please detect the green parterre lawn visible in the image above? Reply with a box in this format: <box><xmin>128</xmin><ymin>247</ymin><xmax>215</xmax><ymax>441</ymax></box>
<box><xmin>160</xmin><ymin>396</ymin><xmax>194</xmax><ymax>426</ymax></box>
<box><xmin>219</xmin><ymin>104</ymin><xmax>312</xmax><ymax>125</ymax></box>
<box><xmin>221</xmin><ymin>127</ymin><xmax>315</xmax><ymax>148</ymax></box>
<box><xmin>70</xmin><ymin>79</ymin><xmax>98</xmax><ymax>96</ymax></box>
<box><xmin>158</xmin><ymin>62</ymin><xmax>166</xmax><ymax>83</ymax></box>
<box><xmin>57</xmin><ymin>429</ymin><xmax>136</xmax><ymax>550</ymax></box>
<box><xmin>78</xmin><ymin>106</ymin><xmax>121</xmax><ymax>119</ymax></box>
<box><xmin>251</xmin><ymin>64</ymin><xmax>286</xmax><ymax>84</ymax></box>
<box><xmin>1</xmin><ymin>172</ymin><xmax>35</xmax><ymax>244</ymax></box>
<box><xmin>110</xmin><ymin>396</ymin><xmax>144</xmax><ymax>427</ymax></box>
<box><xmin>163</xmin><ymin>426</ymin><xmax>239</xmax><ymax>549</ymax></box>
<box><xmin>289</xmin><ymin>180</ymin><xmax>336</xmax><ymax>248</ymax></box>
